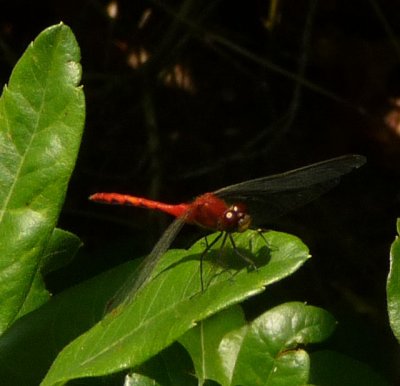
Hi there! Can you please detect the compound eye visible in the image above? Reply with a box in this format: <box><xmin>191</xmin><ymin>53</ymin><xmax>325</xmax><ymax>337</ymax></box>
<box><xmin>232</xmin><ymin>203</ymin><xmax>246</xmax><ymax>214</ymax></box>
<box><xmin>221</xmin><ymin>203</ymin><xmax>251</xmax><ymax>232</ymax></box>
<box><xmin>223</xmin><ymin>209</ymin><xmax>236</xmax><ymax>226</ymax></box>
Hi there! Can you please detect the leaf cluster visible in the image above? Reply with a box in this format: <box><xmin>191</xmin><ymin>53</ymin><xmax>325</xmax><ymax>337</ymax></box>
<box><xmin>0</xmin><ymin>24</ymin><xmax>396</xmax><ymax>386</ymax></box>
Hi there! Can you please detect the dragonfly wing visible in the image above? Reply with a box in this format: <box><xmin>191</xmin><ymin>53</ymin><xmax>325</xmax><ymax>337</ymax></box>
<box><xmin>108</xmin><ymin>216</ymin><xmax>187</xmax><ymax>310</ymax></box>
<box><xmin>215</xmin><ymin>154</ymin><xmax>366</xmax><ymax>223</ymax></box>
<box><xmin>215</xmin><ymin>155</ymin><xmax>366</xmax><ymax>195</ymax></box>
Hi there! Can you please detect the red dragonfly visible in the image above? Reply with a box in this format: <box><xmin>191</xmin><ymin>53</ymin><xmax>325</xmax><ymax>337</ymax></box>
<box><xmin>90</xmin><ymin>154</ymin><xmax>366</xmax><ymax>306</ymax></box>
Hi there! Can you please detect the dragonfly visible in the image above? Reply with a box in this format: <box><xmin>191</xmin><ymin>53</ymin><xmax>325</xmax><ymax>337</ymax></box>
<box><xmin>90</xmin><ymin>154</ymin><xmax>366</xmax><ymax>308</ymax></box>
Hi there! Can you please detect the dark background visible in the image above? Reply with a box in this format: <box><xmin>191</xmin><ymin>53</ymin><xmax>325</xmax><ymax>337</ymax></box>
<box><xmin>1</xmin><ymin>0</ymin><xmax>400</xmax><ymax>383</ymax></box>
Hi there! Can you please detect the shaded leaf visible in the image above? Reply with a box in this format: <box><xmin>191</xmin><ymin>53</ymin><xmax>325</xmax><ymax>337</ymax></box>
<box><xmin>136</xmin><ymin>343</ymin><xmax>197</xmax><ymax>386</ymax></box>
<box><xmin>309</xmin><ymin>350</ymin><xmax>390</xmax><ymax>386</ymax></box>
<box><xmin>19</xmin><ymin>228</ymin><xmax>82</xmax><ymax>316</ymax></box>
<box><xmin>0</xmin><ymin>258</ymin><xmax>134</xmax><ymax>386</ymax></box>
<box><xmin>179</xmin><ymin>305</ymin><xmax>246</xmax><ymax>384</ymax></box>
<box><xmin>41</xmin><ymin>228</ymin><xmax>82</xmax><ymax>275</ymax></box>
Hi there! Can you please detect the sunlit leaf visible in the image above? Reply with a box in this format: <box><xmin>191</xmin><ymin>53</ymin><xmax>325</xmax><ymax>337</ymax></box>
<box><xmin>0</xmin><ymin>23</ymin><xmax>85</xmax><ymax>332</ymax></box>
<box><xmin>387</xmin><ymin>219</ymin><xmax>400</xmax><ymax>343</ymax></box>
<box><xmin>217</xmin><ymin>302</ymin><xmax>336</xmax><ymax>386</ymax></box>
<box><xmin>41</xmin><ymin>230</ymin><xmax>310</xmax><ymax>385</ymax></box>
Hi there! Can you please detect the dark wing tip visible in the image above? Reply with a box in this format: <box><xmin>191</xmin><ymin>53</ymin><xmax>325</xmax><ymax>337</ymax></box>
<box><xmin>343</xmin><ymin>154</ymin><xmax>367</xmax><ymax>168</ymax></box>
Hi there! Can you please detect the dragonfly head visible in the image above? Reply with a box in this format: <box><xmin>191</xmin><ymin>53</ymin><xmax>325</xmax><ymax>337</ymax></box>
<box><xmin>221</xmin><ymin>203</ymin><xmax>252</xmax><ymax>233</ymax></box>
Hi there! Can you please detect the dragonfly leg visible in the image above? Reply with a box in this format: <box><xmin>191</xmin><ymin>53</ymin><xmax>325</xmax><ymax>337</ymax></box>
<box><xmin>228</xmin><ymin>233</ymin><xmax>257</xmax><ymax>270</ymax></box>
<box><xmin>256</xmin><ymin>228</ymin><xmax>269</xmax><ymax>246</ymax></box>
<box><xmin>200</xmin><ymin>232</ymin><xmax>224</xmax><ymax>291</ymax></box>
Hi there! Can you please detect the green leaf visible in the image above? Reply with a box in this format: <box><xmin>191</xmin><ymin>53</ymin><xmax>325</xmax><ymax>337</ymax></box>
<box><xmin>125</xmin><ymin>373</ymin><xmax>162</xmax><ymax>386</ymax></box>
<box><xmin>136</xmin><ymin>343</ymin><xmax>197</xmax><ymax>386</ymax></box>
<box><xmin>0</xmin><ymin>258</ymin><xmax>133</xmax><ymax>386</ymax></box>
<box><xmin>309</xmin><ymin>350</ymin><xmax>390</xmax><ymax>386</ymax></box>
<box><xmin>217</xmin><ymin>302</ymin><xmax>336</xmax><ymax>386</ymax></box>
<box><xmin>17</xmin><ymin>228</ymin><xmax>82</xmax><ymax>317</ymax></box>
<box><xmin>179</xmin><ymin>305</ymin><xmax>246</xmax><ymax>384</ymax></box>
<box><xmin>387</xmin><ymin>219</ymin><xmax>400</xmax><ymax>343</ymax></box>
<box><xmin>41</xmin><ymin>229</ymin><xmax>310</xmax><ymax>385</ymax></box>
<box><xmin>0</xmin><ymin>258</ymin><xmax>195</xmax><ymax>386</ymax></box>
<box><xmin>41</xmin><ymin>228</ymin><xmax>82</xmax><ymax>275</ymax></box>
<box><xmin>0</xmin><ymin>23</ymin><xmax>85</xmax><ymax>333</ymax></box>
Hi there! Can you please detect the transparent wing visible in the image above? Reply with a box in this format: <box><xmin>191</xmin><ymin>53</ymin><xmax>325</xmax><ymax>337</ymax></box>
<box><xmin>215</xmin><ymin>154</ymin><xmax>366</xmax><ymax>223</ymax></box>
<box><xmin>108</xmin><ymin>215</ymin><xmax>187</xmax><ymax>310</ymax></box>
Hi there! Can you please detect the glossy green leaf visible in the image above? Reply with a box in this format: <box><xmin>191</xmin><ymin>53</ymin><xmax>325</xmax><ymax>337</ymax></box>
<box><xmin>41</xmin><ymin>229</ymin><xmax>310</xmax><ymax>385</ymax></box>
<box><xmin>218</xmin><ymin>302</ymin><xmax>336</xmax><ymax>386</ymax></box>
<box><xmin>0</xmin><ymin>23</ymin><xmax>85</xmax><ymax>333</ymax></box>
<box><xmin>387</xmin><ymin>219</ymin><xmax>400</xmax><ymax>343</ymax></box>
